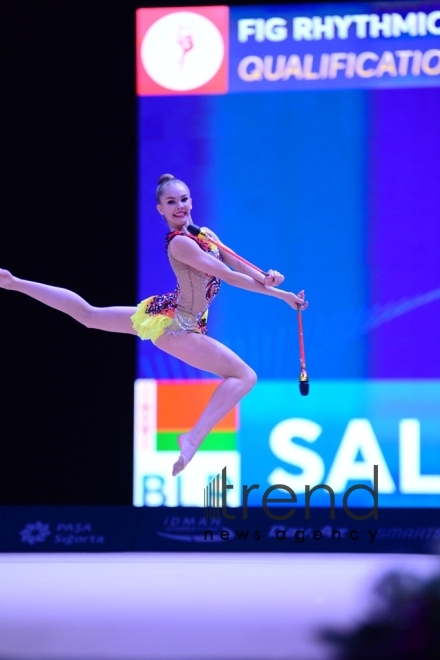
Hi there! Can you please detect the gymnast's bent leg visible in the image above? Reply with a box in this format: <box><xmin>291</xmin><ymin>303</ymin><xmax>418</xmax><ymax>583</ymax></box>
<box><xmin>154</xmin><ymin>331</ymin><xmax>257</xmax><ymax>475</ymax></box>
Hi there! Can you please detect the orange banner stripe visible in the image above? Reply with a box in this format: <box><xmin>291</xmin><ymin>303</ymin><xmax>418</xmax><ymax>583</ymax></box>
<box><xmin>157</xmin><ymin>381</ymin><xmax>238</xmax><ymax>431</ymax></box>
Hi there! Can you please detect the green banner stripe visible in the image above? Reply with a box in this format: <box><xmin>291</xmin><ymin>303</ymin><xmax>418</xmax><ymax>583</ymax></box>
<box><xmin>157</xmin><ymin>431</ymin><xmax>237</xmax><ymax>451</ymax></box>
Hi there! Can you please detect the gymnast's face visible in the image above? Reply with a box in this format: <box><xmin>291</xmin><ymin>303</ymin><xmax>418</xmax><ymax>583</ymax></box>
<box><xmin>157</xmin><ymin>181</ymin><xmax>192</xmax><ymax>231</ymax></box>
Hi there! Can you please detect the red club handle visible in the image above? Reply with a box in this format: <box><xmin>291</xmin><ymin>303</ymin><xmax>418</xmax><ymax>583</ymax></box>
<box><xmin>297</xmin><ymin>305</ymin><xmax>306</xmax><ymax>369</ymax></box>
<box><xmin>194</xmin><ymin>227</ymin><xmax>268</xmax><ymax>277</ymax></box>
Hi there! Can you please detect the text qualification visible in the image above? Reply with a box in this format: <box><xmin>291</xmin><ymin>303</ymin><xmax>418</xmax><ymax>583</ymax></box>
<box><xmin>238</xmin><ymin>49</ymin><xmax>440</xmax><ymax>83</ymax></box>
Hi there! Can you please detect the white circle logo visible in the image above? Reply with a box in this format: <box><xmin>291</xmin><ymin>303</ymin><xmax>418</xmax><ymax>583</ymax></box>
<box><xmin>141</xmin><ymin>12</ymin><xmax>225</xmax><ymax>91</ymax></box>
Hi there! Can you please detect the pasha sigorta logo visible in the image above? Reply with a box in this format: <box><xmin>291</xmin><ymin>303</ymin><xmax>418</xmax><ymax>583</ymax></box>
<box><xmin>19</xmin><ymin>521</ymin><xmax>51</xmax><ymax>545</ymax></box>
<box><xmin>136</xmin><ymin>7</ymin><xmax>229</xmax><ymax>95</ymax></box>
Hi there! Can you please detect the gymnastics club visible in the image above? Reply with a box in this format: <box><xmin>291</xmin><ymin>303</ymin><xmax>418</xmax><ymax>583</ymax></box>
<box><xmin>187</xmin><ymin>224</ymin><xmax>268</xmax><ymax>276</ymax></box>
<box><xmin>188</xmin><ymin>223</ymin><xmax>309</xmax><ymax>396</ymax></box>
<box><xmin>297</xmin><ymin>304</ymin><xmax>309</xmax><ymax>396</ymax></box>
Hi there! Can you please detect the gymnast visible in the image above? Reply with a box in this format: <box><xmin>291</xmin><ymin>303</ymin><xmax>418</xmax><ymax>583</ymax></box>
<box><xmin>0</xmin><ymin>173</ymin><xmax>308</xmax><ymax>476</ymax></box>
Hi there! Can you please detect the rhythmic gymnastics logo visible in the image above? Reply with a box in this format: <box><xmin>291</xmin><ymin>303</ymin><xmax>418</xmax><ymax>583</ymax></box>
<box><xmin>136</xmin><ymin>6</ymin><xmax>229</xmax><ymax>95</ymax></box>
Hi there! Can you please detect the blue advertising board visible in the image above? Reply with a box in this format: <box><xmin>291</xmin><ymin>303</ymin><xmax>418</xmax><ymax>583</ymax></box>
<box><xmin>135</xmin><ymin>3</ymin><xmax>440</xmax><ymax>516</ymax></box>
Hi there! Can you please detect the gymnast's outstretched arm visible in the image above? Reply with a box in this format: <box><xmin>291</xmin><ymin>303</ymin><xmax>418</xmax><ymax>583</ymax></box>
<box><xmin>169</xmin><ymin>236</ymin><xmax>308</xmax><ymax>310</ymax></box>
<box><xmin>0</xmin><ymin>268</ymin><xmax>138</xmax><ymax>334</ymax></box>
<box><xmin>200</xmin><ymin>227</ymin><xmax>283</xmax><ymax>285</ymax></box>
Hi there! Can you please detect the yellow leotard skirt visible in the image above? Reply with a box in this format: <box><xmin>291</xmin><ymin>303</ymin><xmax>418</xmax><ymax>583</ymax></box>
<box><xmin>130</xmin><ymin>297</ymin><xmax>174</xmax><ymax>343</ymax></box>
<box><xmin>130</xmin><ymin>296</ymin><xmax>208</xmax><ymax>343</ymax></box>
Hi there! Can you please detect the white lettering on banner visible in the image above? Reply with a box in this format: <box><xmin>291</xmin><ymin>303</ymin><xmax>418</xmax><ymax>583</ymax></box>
<box><xmin>238</xmin><ymin>55</ymin><xmax>264</xmax><ymax>81</ymax></box>
<box><xmin>423</xmin><ymin>49</ymin><xmax>440</xmax><ymax>74</ymax></box>
<box><xmin>239</xmin><ymin>18</ymin><xmax>264</xmax><ymax>43</ymax></box>
<box><xmin>375</xmin><ymin>50</ymin><xmax>398</xmax><ymax>77</ymax></box>
<box><xmin>326</xmin><ymin>420</ymin><xmax>395</xmax><ymax>493</ymax></box>
<box><xmin>369</xmin><ymin>14</ymin><xmax>392</xmax><ymax>38</ymax></box>
<box><xmin>418</xmin><ymin>12</ymin><xmax>428</xmax><ymax>36</ymax></box>
<box><xmin>263</xmin><ymin>55</ymin><xmax>286</xmax><ymax>81</ymax></box>
<box><xmin>312</xmin><ymin>16</ymin><xmax>335</xmax><ymax>40</ymax></box>
<box><xmin>350</xmin><ymin>15</ymin><xmax>370</xmax><ymax>39</ymax></box>
<box><xmin>355</xmin><ymin>51</ymin><xmax>379</xmax><ymax>77</ymax></box>
<box><xmin>304</xmin><ymin>54</ymin><xmax>319</xmax><ymax>79</ymax></box>
<box><xmin>238</xmin><ymin>17</ymin><xmax>287</xmax><ymax>43</ymax></box>
<box><xmin>392</xmin><ymin>12</ymin><xmax>418</xmax><ymax>37</ymax></box>
<box><xmin>292</xmin><ymin>17</ymin><xmax>313</xmax><ymax>41</ymax></box>
<box><xmin>427</xmin><ymin>10</ymin><xmax>440</xmax><ymax>35</ymax></box>
<box><xmin>329</xmin><ymin>52</ymin><xmax>348</xmax><ymax>78</ymax></box>
<box><xmin>395</xmin><ymin>49</ymin><xmax>413</xmax><ymax>75</ymax></box>
<box><xmin>333</xmin><ymin>15</ymin><xmax>354</xmax><ymax>39</ymax></box>
<box><xmin>238</xmin><ymin>11</ymin><xmax>440</xmax><ymax>42</ymax></box>
<box><xmin>412</xmin><ymin>50</ymin><xmax>423</xmax><ymax>74</ymax></box>
<box><xmin>400</xmin><ymin>419</ymin><xmax>440</xmax><ymax>493</ymax></box>
<box><xmin>268</xmin><ymin>419</ymin><xmax>325</xmax><ymax>491</ymax></box>
<box><xmin>283</xmin><ymin>54</ymin><xmax>303</xmax><ymax>79</ymax></box>
<box><xmin>237</xmin><ymin>49</ymin><xmax>440</xmax><ymax>82</ymax></box>
<box><xmin>265</xmin><ymin>17</ymin><xmax>288</xmax><ymax>42</ymax></box>
<box><xmin>267</xmin><ymin>417</ymin><xmax>440</xmax><ymax>496</ymax></box>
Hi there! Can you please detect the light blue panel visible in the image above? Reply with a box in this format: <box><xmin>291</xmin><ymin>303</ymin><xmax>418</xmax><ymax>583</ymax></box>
<box><xmin>239</xmin><ymin>380</ymin><xmax>440</xmax><ymax>507</ymax></box>
<box><xmin>204</xmin><ymin>90</ymin><xmax>369</xmax><ymax>378</ymax></box>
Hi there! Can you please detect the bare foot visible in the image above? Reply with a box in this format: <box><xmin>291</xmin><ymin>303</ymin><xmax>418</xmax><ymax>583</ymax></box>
<box><xmin>0</xmin><ymin>269</ymin><xmax>15</xmax><ymax>290</ymax></box>
<box><xmin>172</xmin><ymin>432</ymin><xmax>199</xmax><ymax>476</ymax></box>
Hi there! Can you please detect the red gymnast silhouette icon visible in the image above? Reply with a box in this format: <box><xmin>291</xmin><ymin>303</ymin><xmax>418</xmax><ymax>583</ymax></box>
<box><xmin>177</xmin><ymin>25</ymin><xmax>194</xmax><ymax>68</ymax></box>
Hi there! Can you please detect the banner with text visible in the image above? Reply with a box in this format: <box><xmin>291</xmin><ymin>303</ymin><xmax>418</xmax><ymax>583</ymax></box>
<box><xmin>137</xmin><ymin>3</ymin><xmax>440</xmax><ymax>95</ymax></box>
<box><xmin>134</xmin><ymin>380</ymin><xmax>440</xmax><ymax>510</ymax></box>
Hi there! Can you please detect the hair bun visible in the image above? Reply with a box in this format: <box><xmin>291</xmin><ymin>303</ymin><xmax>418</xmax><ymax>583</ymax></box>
<box><xmin>158</xmin><ymin>173</ymin><xmax>175</xmax><ymax>185</ymax></box>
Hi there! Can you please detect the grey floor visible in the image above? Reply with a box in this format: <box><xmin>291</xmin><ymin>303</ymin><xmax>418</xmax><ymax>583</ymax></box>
<box><xmin>0</xmin><ymin>553</ymin><xmax>439</xmax><ymax>659</ymax></box>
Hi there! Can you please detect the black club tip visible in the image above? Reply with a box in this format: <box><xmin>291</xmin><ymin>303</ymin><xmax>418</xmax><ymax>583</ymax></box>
<box><xmin>299</xmin><ymin>380</ymin><xmax>310</xmax><ymax>396</ymax></box>
<box><xmin>187</xmin><ymin>224</ymin><xmax>200</xmax><ymax>236</ymax></box>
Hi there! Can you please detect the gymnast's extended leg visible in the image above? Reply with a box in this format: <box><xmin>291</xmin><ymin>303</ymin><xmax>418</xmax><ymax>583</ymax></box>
<box><xmin>154</xmin><ymin>331</ymin><xmax>257</xmax><ymax>475</ymax></box>
<box><xmin>0</xmin><ymin>268</ymin><xmax>137</xmax><ymax>335</ymax></box>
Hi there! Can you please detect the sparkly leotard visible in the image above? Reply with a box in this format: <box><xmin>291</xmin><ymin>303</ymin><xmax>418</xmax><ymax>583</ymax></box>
<box><xmin>130</xmin><ymin>229</ymin><xmax>222</xmax><ymax>343</ymax></box>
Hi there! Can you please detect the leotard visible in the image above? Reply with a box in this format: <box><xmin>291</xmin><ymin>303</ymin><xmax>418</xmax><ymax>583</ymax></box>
<box><xmin>131</xmin><ymin>229</ymin><xmax>222</xmax><ymax>343</ymax></box>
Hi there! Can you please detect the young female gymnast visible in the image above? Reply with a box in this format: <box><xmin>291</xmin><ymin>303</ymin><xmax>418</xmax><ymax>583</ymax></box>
<box><xmin>0</xmin><ymin>174</ymin><xmax>308</xmax><ymax>476</ymax></box>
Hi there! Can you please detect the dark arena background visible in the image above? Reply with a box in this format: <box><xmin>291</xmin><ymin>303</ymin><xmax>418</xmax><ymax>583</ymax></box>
<box><xmin>1</xmin><ymin>1</ymin><xmax>138</xmax><ymax>507</ymax></box>
<box><xmin>1</xmin><ymin>1</ymin><xmax>440</xmax><ymax>659</ymax></box>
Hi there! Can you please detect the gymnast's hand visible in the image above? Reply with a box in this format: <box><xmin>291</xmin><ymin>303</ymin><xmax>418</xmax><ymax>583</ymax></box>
<box><xmin>263</xmin><ymin>269</ymin><xmax>284</xmax><ymax>287</ymax></box>
<box><xmin>0</xmin><ymin>268</ymin><xmax>14</xmax><ymax>289</ymax></box>
<box><xmin>285</xmin><ymin>290</ymin><xmax>308</xmax><ymax>311</ymax></box>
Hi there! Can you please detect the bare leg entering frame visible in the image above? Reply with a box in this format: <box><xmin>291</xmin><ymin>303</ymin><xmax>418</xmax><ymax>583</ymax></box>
<box><xmin>154</xmin><ymin>332</ymin><xmax>257</xmax><ymax>475</ymax></box>
<box><xmin>1</xmin><ymin>267</ymin><xmax>258</xmax><ymax>475</ymax></box>
<box><xmin>0</xmin><ymin>268</ymin><xmax>138</xmax><ymax>335</ymax></box>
